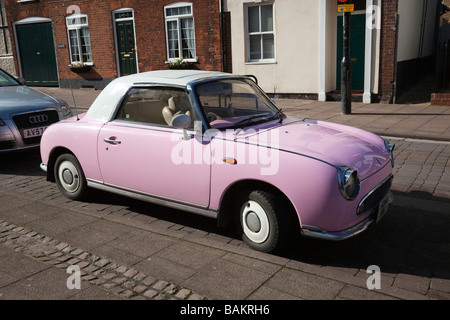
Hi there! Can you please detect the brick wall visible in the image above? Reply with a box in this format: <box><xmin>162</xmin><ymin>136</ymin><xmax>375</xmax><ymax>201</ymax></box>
<box><xmin>379</xmin><ymin>0</ymin><xmax>399</xmax><ymax>104</ymax></box>
<box><xmin>431</xmin><ymin>93</ymin><xmax>450</xmax><ymax>105</ymax></box>
<box><xmin>5</xmin><ymin>0</ymin><xmax>222</xmax><ymax>88</ymax></box>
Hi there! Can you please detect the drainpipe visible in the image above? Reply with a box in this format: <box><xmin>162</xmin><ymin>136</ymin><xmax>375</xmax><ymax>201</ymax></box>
<box><xmin>219</xmin><ymin>0</ymin><xmax>225</xmax><ymax>72</ymax></box>
<box><xmin>393</xmin><ymin>11</ymin><xmax>399</xmax><ymax>104</ymax></box>
<box><xmin>418</xmin><ymin>0</ymin><xmax>428</xmax><ymax>60</ymax></box>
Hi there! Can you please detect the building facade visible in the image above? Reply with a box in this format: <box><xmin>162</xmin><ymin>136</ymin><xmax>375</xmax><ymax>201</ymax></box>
<box><xmin>223</xmin><ymin>0</ymin><xmax>442</xmax><ymax>103</ymax></box>
<box><xmin>4</xmin><ymin>0</ymin><xmax>224</xmax><ymax>89</ymax></box>
<box><xmin>3</xmin><ymin>0</ymin><xmax>444</xmax><ymax>103</ymax></box>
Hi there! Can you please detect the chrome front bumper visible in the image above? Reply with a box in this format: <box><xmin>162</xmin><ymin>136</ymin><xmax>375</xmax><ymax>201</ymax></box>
<box><xmin>301</xmin><ymin>191</ymin><xmax>394</xmax><ymax>241</ymax></box>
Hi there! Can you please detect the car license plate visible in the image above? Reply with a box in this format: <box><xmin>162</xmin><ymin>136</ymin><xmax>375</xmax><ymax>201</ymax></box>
<box><xmin>377</xmin><ymin>192</ymin><xmax>393</xmax><ymax>223</ymax></box>
<box><xmin>23</xmin><ymin>126</ymin><xmax>48</xmax><ymax>139</ymax></box>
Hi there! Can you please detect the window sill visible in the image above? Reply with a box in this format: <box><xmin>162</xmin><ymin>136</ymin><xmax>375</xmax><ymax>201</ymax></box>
<box><xmin>245</xmin><ymin>60</ymin><xmax>277</xmax><ymax>65</ymax></box>
<box><xmin>68</xmin><ymin>62</ymin><xmax>94</xmax><ymax>66</ymax></box>
<box><xmin>165</xmin><ymin>59</ymin><xmax>198</xmax><ymax>70</ymax></box>
<box><xmin>164</xmin><ymin>59</ymin><xmax>198</xmax><ymax>64</ymax></box>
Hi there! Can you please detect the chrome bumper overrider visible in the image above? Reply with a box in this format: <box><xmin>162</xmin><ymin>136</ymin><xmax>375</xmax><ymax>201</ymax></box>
<box><xmin>40</xmin><ymin>163</ymin><xmax>47</xmax><ymax>172</ymax></box>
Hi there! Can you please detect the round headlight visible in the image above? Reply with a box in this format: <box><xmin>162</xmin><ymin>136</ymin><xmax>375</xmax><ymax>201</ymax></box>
<box><xmin>338</xmin><ymin>167</ymin><xmax>360</xmax><ymax>200</ymax></box>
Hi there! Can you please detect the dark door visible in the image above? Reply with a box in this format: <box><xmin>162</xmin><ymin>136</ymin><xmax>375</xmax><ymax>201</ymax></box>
<box><xmin>16</xmin><ymin>22</ymin><xmax>58</xmax><ymax>86</ymax></box>
<box><xmin>336</xmin><ymin>14</ymin><xmax>366</xmax><ymax>90</ymax></box>
<box><xmin>116</xmin><ymin>20</ymin><xmax>137</xmax><ymax>76</ymax></box>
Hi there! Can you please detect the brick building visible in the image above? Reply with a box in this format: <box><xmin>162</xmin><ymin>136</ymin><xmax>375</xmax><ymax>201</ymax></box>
<box><xmin>4</xmin><ymin>0</ymin><xmax>225</xmax><ymax>89</ymax></box>
<box><xmin>2</xmin><ymin>0</ymin><xmax>446</xmax><ymax>104</ymax></box>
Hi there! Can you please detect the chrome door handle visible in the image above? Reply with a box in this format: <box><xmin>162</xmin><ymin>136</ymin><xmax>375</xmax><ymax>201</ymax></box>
<box><xmin>104</xmin><ymin>138</ymin><xmax>121</xmax><ymax>145</ymax></box>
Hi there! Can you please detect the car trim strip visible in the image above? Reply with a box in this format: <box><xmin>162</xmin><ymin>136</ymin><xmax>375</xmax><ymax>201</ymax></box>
<box><xmin>87</xmin><ymin>179</ymin><xmax>218</xmax><ymax>219</ymax></box>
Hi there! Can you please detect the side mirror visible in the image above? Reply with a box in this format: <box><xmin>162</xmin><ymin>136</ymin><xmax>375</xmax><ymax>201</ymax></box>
<box><xmin>172</xmin><ymin>113</ymin><xmax>191</xmax><ymax>140</ymax></box>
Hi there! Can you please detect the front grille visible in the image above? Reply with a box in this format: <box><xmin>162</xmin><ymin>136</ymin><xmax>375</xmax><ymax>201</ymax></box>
<box><xmin>12</xmin><ymin>110</ymin><xmax>59</xmax><ymax>145</ymax></box>
<box><xmin>357</xmin><ymin>175</ymin><xmax>393</xmax><ymax>215</ymax></box>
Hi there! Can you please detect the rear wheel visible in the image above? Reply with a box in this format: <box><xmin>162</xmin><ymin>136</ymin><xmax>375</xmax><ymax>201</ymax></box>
<box><xmin>235</xmin><ymin>190</ymin><xmax>289</xmax><ymax>253</ymax></box>
<box><xmin>54</xmin><ymin>153</ymin><xmax>87</xmax><ymax>200</ymax></box>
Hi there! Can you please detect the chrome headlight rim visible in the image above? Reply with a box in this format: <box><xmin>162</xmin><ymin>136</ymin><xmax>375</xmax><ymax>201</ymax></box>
<box><xmin>383</xmin><ymin>138</ymin><xmax>395</xmax><ymax>168</ymax></box>
<box><xmin>59</xmin><ymin>103</ymin><xmax>72</xmax><ymax>118</ymax></box>
<box><xmin>337</xmin><ymin>166</ymin><xmax>361</xmax><ymax>201</ymax></box>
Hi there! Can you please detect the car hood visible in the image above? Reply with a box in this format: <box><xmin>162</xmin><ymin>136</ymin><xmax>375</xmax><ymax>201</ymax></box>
<box><xmin>0</xmin><ymin>86</ymin><xmax>60</xmax><ymax>117</ymax></box>
<box><xmin>234</xmin><ymin>117</ymin><xmax>391</xmax><ymax>179</ymax></box>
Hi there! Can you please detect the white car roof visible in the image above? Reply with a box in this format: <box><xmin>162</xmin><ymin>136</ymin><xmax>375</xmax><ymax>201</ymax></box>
<box><xmin>86</xmin><ymin>70</ymin><xmax>231</xmax><ymax>121</ymax></box>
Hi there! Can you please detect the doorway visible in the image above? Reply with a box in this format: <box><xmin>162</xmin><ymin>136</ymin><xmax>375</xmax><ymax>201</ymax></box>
<box><xmin>113</xmin><ymin>9</ymin><xmax>138</xmax><ymax>77</ymax></box>
<box><xmin>336</xmin><ymin>13</ymin><xmax>366</xmax><ymax>90</ymax></box>
<box><xmin>15</xmin><ymin>21</ymin><xmax>58</xmax><ymax>86</ymax></box>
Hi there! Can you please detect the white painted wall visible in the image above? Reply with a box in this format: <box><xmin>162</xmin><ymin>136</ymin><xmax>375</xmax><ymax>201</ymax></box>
<box><xmin>223</xmin><ymin>0</ymin><xmax>381</xmax><ymax>98</ymax></box>
<box><xmin>397</xmin><ymin>0</ymin><xmax>439</xmax><ymax>62</ymax></box>
<box><xmin>225</xmin><ymin>0</ymin><xmax>322</xmax><ymax>94</ymax></box>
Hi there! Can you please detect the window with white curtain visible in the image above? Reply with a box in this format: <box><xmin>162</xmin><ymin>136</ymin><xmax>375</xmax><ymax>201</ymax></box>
<box><xmin>66</xmin><ymin>13</ymin><xmax>93</xmax><ymax>64</ymax></box>
<box><xmin>245</xmin><ymin>3</ymin><xmax>275</xmax><ymax>62</ymax></box>
<box><xmin>164</xmin><ymin>2</ymin><xmax>196</xmax><ymax>61</ymax></box>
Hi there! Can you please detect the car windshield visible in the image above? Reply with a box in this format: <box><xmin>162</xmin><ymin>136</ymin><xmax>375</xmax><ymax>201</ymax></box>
<box><xmin>0</xmin><ymin>70</ymin><xmax>20</xmax><ymax>87</ymax></box>
<box><xmin>194</xmin><ymin>78</ymin><xmax>283</xmax><ymax>130</ymax></box>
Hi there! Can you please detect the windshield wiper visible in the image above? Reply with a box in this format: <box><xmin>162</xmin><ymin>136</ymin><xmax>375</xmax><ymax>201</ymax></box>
<box><xmin>273</xmin><ymin>108</ymin><xmax>285</xmax><ymax>123</ymax></box>
<box><xmin>235</xmin><ymin>113</ymin><xmax>270</xmax><ymax>128</ymax></box>
<box><xmin>233</xmin><ymin>113</ymin><xmax>271</xmax><ymax>135</ymax></box>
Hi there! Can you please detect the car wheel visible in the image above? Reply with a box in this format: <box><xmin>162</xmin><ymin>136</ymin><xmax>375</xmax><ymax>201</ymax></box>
<box><xmin>235</xmin><ymin>190</ymin><xmax>288</xmax><ymax>253</ymax></box>
<box><xmin>54</xmin><ymin>154</ymin><xmax>87</xmax><ymax>200</ymax></box>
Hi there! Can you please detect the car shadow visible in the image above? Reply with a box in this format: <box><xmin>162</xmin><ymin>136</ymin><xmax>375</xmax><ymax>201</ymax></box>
<box><xmin>1</xmin><ymin>151</ymin><xmax>449</xmax><ymax>283</ymax></box>
<box><xmin>0</xmin><ymin>149</ymin><xmax>45</xmax><ymax>177</ymax></box>
<box><xmin>88</xmin><ymin>186</ymin><xmax>450</xmax><ymax>282</ymax></box>
<box><xmin>276</xmin><ymin>190</ymin><xmax>450</xmax><ymax>281</ymax></box>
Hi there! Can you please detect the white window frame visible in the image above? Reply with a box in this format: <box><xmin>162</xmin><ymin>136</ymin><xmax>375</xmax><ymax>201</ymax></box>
<box><xmin>164</xmin><ymin>2</ymin><xmax>196</xmax><ymax>62</ymax></box>
<box><xmin>65</xmin><ymin>13</ymin><xmax>93</xmax><ymax>65</ymax></box>
<box><xmin>244</xmin><ymin>2</ymin><xmax>276</xmax><ymax>64</ymax></box>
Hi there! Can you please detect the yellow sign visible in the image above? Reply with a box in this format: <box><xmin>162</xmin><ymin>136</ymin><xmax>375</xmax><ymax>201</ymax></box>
<box><xmin>337</xmin><ymin>4</ymin><xmax>354</xmax><ymax>12</ymax></box>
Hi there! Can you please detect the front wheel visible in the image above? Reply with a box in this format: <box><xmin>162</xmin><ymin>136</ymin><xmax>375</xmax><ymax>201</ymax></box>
<box><xmin>54</xmin><ymin>153</ymin><xmax>88</xmax><ymax>200</ymax></box>
<box><xmin>235</xmin><ymin>190</ymin><xmax>289</xmax><ymax>253</ymax></box>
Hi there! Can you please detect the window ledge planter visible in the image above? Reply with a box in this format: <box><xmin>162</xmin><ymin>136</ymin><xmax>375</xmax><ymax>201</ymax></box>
<box><xmin>167</xmin><ymin>58</ymin><xmax>196</xmax><ymax>70</ymax></box>
<box><xmin>69</xmin><ymin>62</ymin><xmax>92</xmax><ymax>73</ymax></box>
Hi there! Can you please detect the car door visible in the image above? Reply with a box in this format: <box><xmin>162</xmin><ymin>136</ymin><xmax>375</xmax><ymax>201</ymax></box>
<box><xmin>97</xmin><ymin>87</ymin><xmax>211</xmax><ymax>208</ymax></box>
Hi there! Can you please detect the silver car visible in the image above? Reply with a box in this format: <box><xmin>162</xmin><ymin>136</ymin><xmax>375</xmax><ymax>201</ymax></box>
<box><xmin>0</xmin><ymin>69</ymin><xmax>72</xmax><ymax>152</ymax></box>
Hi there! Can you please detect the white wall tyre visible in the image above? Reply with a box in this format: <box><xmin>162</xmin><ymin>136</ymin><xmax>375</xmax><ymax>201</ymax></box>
<box><xmin>54</xmin><ymin>154</ymin><xmax>87</xmax><ymax>200</ymax></box>
<box><xmin>235</xmin><ymin>190</ymin><xmax>289</xmax><ymax>253</ymax></box>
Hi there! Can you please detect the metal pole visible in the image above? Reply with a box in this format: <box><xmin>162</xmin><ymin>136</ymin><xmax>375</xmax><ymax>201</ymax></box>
<box><xmin>341</xmin><ymin>11</ymin><xmax>352</xmax><ymax>114</ymax></box>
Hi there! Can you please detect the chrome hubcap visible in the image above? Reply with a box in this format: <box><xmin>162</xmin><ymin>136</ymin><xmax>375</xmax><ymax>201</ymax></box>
<box><xmin>62</xmin><ymin>169</ymin><xmax>74</xmax><ymax>185</ymax></box>
<box><xmin>58</xmin><ymin>161</ymin><xmax>80</xmax><ymax>193</ymax></box>
<box><xmin>245</xmin><ymin>211</ymin><xmax>261</xmax><ymax>233</ymax></box>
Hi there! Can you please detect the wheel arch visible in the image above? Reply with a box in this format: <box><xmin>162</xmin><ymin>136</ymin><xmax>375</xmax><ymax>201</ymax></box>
<box><xmin>46</xmin><ymin>147</ymin><xmax>76</xmax><ymax>182</ymax></box>
<box><xmin>217</xmin><ymin>179</ymin><xmax>301</xmax><ymax>231</ymax></box>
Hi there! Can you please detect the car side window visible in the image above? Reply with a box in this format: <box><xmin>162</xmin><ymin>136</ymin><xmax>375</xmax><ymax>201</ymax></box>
<box><xmin>114</xmin><ymin>87</ymin><xmax>194</xmax><ymax>128</ymax></box>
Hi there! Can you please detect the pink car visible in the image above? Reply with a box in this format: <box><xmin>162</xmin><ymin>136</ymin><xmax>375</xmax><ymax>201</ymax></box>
<box><xmin>40</xmin><ymin>70</ymin><xmax>394</xmax><ymax>253</ymax></box>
